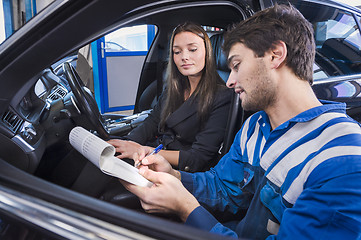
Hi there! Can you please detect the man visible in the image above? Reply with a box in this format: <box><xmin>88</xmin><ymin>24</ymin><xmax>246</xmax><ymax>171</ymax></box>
<box><xmin>122</xmin><ymin>4</ymin><xmax>361</xmax><ymax>239</ymax></box>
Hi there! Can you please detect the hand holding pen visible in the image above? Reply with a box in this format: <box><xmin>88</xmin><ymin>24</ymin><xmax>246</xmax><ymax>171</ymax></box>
<box><xmin>135</xmin><ymin>144</ymin><xmax>163</xmax><ymax>168</ymax></box>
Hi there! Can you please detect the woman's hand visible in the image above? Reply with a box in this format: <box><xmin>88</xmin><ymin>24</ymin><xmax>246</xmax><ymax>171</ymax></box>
<box><xmin>121</xmin><ymin>168</ymin><xmax>200</xmax><ymax>222</ymax></box>
<box><xmin>107</xmin><ymin>139</ymin><xmax>142</xmax><ymax>159</ymax></box>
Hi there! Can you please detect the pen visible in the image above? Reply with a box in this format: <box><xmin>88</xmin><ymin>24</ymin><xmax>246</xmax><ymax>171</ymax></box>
<box><xmin>135</xmin><ymin>144</ymin><xmax>163</xmax><ymax>168</ymax></box>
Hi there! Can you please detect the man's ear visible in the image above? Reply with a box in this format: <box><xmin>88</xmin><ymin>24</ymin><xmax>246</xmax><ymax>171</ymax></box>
<box><xmin>269</xmin><ymin>41</ymin><xmax>287</xmax><ymax>69</ymax></box>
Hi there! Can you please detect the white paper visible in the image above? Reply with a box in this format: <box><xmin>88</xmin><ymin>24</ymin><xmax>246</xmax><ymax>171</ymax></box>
<box><xmin>69</xmin><ymin>126</ymin><xmax>152</xmax><ymax>187</ymax></box>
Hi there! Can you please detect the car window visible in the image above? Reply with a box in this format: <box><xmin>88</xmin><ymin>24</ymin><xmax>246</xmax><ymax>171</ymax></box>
<box><xmin>92</xmin><ymin>25</ymin><xmax>157</xmax><ymax>114</ymax></box>
<box><xmin>0</xmin><ymin>0</ymin><xmax>54</xmax><ymax>45</ymax></box>
<box><xmin>276</xmin><ymin>0</ymin><xmax>361</xmax><ymax>81</ymax></box>
<box><xmin>0</xmin><ymin>1</ymin><xmax>5</xmax><ymax>44</ymax></box>
<box><xmin>104</xmin><ymin>25</ymin><xmax>155</xmax><ymax>53</ymax></box>
<box><xmin>313</xmin><ymin>9</ymin><xmax>361</xmax><ymax>79</ymax></box>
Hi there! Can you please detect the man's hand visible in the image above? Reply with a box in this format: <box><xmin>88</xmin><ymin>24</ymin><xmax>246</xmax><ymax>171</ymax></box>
<box><xmin>122</xmin><ymin>168</ymin><xmax>200</xmax><ymax>222</ymax></box>
<box><xmin>135</xmin><ymin>152</ymin><xmax>180</xmax><ymax>180</ymax></box>
<box><xmin>107</xmin><ymin>139</ymin><xmax>142</xmax><ymax>159</ymax></box>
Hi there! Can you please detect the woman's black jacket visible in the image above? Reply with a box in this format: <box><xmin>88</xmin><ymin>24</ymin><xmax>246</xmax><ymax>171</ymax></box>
<box><xmin>124</xmin><ymin>87</ymin><xmax>232</xmax><ymax>172</ymax></box>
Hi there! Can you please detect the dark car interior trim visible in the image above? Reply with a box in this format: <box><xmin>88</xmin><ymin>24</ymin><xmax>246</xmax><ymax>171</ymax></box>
<box><xmin>0</xmin><ymin>158</ymin><xmax>232</xmax><ymax>239</ymax></box>
<box><xmin>0</xmin><ymin>0</ymin><xmax>360</xmax><ymax>238</ymax></box>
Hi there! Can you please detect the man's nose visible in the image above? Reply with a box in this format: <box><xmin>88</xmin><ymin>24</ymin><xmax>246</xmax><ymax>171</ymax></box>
<box><xmin>226</xmin><ymin>71</ymin><xmax>236</xmax><ymax>88</ymax></box>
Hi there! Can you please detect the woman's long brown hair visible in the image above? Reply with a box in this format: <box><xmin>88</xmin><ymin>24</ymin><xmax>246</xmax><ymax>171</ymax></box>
<box><xmin>160</xmin><ymin>22</ymin><xmax>225</xmax><ymax>130</ymax></box>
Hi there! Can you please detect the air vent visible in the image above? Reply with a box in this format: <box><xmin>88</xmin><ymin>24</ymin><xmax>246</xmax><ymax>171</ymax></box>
<box><xmin>2</xmin><ymin>110</ymin><xmax>24</xmax><ymax>133</ymax></box>
<box><xmin>48</xmin><ymin>86</ymin><xmax>67</xmax><ymax>101</ymax></box>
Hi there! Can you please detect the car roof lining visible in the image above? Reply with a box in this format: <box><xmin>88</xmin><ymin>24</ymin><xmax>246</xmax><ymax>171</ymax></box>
<box><xmin>132</xmin><ymin>4</ymin><xmax>246</xmax><ymax>28</ymax></box>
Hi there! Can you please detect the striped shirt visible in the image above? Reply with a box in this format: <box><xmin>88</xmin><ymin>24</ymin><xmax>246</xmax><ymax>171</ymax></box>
<box><xmin>182</xmin><ymin>101</ymin><xmax>361</xmax><ymax>239</ymax></box>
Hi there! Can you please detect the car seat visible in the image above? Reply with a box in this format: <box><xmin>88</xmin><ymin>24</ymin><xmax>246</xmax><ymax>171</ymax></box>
<box><xmin>210</xmin><ymin>32</ymin><xmax>244</xmax><ymax>157</ymax></box>
<box><xmin>318</xmin><ymin>38</ymin><xmax>361</xmax><ymax>75</ymax></box>
<box><xmin>210</xmin><ymin>32</ymin><xmax>230</xmax><ymax>82</ymax></box>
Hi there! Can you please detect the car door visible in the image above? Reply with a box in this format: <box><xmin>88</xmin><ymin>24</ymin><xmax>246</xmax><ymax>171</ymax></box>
<box><xmin>276</xmin><ymin>0</ymin><xmax>361</xmax><ymax>121</ymax></box>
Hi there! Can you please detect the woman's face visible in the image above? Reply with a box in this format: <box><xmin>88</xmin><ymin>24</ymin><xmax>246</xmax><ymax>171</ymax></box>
<box><xmin>172</xmin><ymin>31</ymin><xmax>206</xmax><ymax>79</ymax></box>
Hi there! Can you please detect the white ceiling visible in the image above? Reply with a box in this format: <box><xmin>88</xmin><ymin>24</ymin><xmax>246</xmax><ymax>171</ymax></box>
<box><xmin>335</xmin><ymin>0</ymin><xmax>361</xmax><ymax>8</ymax></box>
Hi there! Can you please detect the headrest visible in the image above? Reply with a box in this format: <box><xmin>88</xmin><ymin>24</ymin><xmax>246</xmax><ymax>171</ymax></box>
<box><xmin>210</xmin><ymin>33</ymin><xmax>230</xmax><ymax>82</ymax></box>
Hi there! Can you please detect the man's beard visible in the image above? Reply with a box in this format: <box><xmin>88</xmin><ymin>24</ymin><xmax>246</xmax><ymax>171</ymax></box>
<box><xmin>241</xmin><ymin>59</ymin><xmax>277</xmax><ymax>111</ymax></box>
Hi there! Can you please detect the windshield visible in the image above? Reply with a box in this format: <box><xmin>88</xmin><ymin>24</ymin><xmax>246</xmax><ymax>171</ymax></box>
<box><xmin>0</xmin><ymin>0</ymin><xmax>54</xmax><ymax>46</ymax></box>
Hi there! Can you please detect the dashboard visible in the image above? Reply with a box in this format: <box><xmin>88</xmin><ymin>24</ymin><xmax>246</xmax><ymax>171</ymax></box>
<box><xmin>0</xmin><ymin>56</ymin><xmax>148</xmax><ymax>175</ymax></box>
<box><xmin>0</xmin><ymin>67</ymin><xmax>71</xmax><ymax>173</ymax></box>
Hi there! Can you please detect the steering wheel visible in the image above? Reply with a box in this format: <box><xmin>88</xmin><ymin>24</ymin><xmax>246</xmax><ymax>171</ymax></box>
<box><xmin>63</xmin><ymin>62</ymin><xmax>109</xmax><ymax>139</ymax></box>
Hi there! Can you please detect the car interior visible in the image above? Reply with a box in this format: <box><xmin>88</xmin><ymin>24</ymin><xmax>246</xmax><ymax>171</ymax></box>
<box><xmin>1</xmin><ymin>0</ymin><xmax>361</xmax><ymax>238</ymax></box>
<box><xmin>69</xmin><ymin>3</ymin><xmax>247</xmax><ymax>212</ymax></box>
<box><xmin>0</xmin><ymin>2</ymin><xmax>251</xmax><ymax>227</ymax></box>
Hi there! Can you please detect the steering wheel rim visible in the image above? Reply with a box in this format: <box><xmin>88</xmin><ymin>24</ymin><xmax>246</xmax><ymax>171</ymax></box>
<box><xmin>63</xmin><ymin>62</ymin><xmax>109</xmax><ymax>139</ymax></box>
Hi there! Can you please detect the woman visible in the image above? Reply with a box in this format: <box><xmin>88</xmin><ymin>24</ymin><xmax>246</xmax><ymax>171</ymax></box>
<box><xmin>108</xmin><ymin>22</ymin><xmax>232</xmax><ymax>172</ymax></box>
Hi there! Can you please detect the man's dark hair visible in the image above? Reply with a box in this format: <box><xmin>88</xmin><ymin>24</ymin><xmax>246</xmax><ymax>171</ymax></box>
<box><xmin>223</xmin><ymin>4</ymin><xmax>315</xmax><ymax>84</ymax></box>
